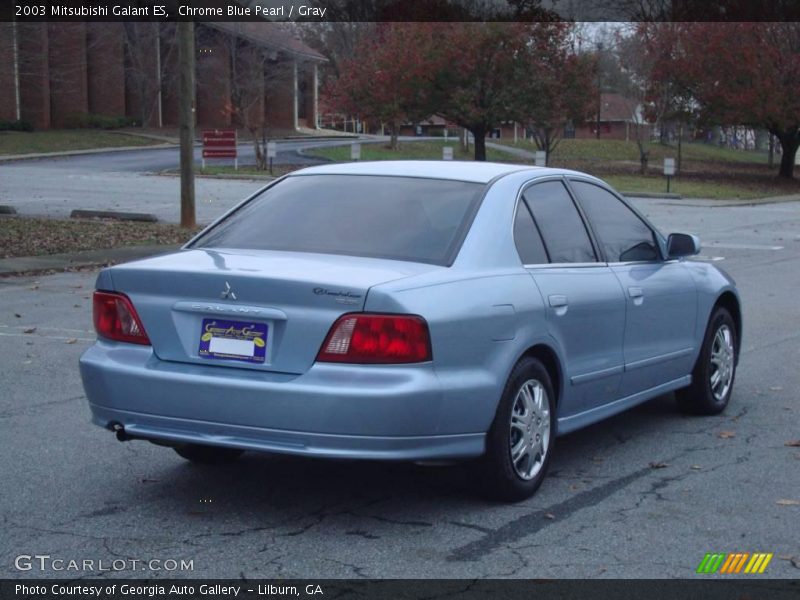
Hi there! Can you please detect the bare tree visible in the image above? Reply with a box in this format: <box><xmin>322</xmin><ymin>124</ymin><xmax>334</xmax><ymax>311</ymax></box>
<box><xmin>122</xmin><ymin>22</ymin><xmax>178</xmax><ymax>128</ymax></box>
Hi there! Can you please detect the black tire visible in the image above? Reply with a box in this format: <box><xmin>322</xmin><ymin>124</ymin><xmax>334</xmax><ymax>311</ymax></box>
<box><xmin>173</xmin><ymin>444</ymin><xmax>244</xmax><ymax>464</ymax></box>
<box><xmin>676</xmin><ymin>307</ymin><xmax>737</xmax><ymax>415</ymax></box>
<box><xmin>477</xmin><ymin>356</ymin><xmax>556</xmax><ymax>502</ymax></box>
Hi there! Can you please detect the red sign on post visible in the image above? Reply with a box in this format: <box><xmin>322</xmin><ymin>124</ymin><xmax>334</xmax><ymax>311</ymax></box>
<box><xmin>202</xmin><ymin>129</ymin><xmax>237</xmax><ymax>168</ymax></box>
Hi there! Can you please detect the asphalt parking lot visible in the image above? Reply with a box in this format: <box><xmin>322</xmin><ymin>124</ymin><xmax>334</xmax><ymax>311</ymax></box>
<box><xmin>1</xmin><ymin>197</ymin><xmax>799</xmax><ymax>579</ymax></box>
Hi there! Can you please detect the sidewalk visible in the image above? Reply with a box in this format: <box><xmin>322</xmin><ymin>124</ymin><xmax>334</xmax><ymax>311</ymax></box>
<box><xmin>0</xmin><ymin>244</ymin><xmax>177</xmax><ymax>277</ymax></box>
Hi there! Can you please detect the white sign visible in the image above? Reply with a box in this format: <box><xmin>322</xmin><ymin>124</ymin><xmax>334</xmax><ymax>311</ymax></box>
<box><xmin>535</xmin><ymin>151</ymin><xmax>547</xmax><ymax>167</ymax></box>
<box><xmin>266</xmin><ymin>142</ymin><xmax>277</xmax><ymax>159</ymax></box>
<box><xmin>351</xmin><ymin>143</ymin><xmax>361</xmax><ymax>160</ymax></box>
<box><xmin>442</xmin><ymin>147</ymin><xmax>454</xmax><ymax>161</ymax></box>
<box><xmin>664</xmin><ymin>158</ymin><xmax>676</xmax><ymax>176</ymax></box>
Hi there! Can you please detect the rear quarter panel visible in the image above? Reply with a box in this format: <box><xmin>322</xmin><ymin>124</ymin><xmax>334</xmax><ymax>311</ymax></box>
<box><xmin>365</xmin><ymin>171</ymin><xmax>563</xmax><ymax>435</ymax></box>
<box><xmin>365</xmin><ymin>269</ymin><xmax>551</xmax><ymax>435</ymax></box>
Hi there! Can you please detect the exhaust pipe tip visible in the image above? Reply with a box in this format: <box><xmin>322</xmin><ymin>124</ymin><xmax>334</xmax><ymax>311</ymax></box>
<box><xmin>109</xmin><ymin>422</ymin><xmax>130</xmax><ymax>442</ymax></box>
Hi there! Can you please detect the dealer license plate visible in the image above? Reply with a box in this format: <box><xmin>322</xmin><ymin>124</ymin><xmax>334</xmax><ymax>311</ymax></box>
<box><xmin>198</xmin><ymin>318</ymin><xmax>267</xmax><ymax>363</ymax></box>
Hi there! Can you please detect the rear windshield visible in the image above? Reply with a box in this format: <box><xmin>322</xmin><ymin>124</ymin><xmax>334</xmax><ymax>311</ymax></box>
<box><xmin>190</xmin><ymin>174</ymin><xmax>485</xmax><ymax>265</ymax></box>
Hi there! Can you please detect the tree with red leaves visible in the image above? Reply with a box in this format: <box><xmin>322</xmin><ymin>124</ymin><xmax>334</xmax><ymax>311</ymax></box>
<box><xmin>644</xmin><ymin>22</ymin><xmax>800</xmax><ymax>179</ymax></box>
<box><xmin>324</xmin><ymin>24</ymin><xmax>435</xmax><ymax>150</ymax></box>
<box><xmin>506</xmin><ymin>23</ymin><xmax>596</xmax><ymax>164</ymax></box>
<box><xmin>426</xmin><ymin>23</ymin><xmax>528</xmax><ymax>160</ymax></box>
<box><xmin>325</xmin><ymin>22</ymin><xmax>590</xmax><ymax>162</ymax></box>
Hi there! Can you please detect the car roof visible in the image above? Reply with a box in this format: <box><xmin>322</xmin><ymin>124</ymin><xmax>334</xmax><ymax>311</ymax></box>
<box><xmin>288</xmin><ymin>160</ymin><xmax>586</xmax><ymax>184</ymax></box>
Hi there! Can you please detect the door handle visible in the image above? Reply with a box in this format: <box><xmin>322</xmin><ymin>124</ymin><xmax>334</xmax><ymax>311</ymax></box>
<box><xmin>548</xmin><ymin>295</ymin><xmax>568</xmax><ymax>316</ymax></box>
<box><xmin>628</xmin><ymin>287</ymin><xmax>644</xmax><ymax>306</ymax></box>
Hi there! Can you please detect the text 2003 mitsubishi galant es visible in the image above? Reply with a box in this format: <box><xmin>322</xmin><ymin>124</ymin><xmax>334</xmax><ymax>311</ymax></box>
<box><xmin>79</xmin><ymin>161</ymin><xmax>741</xmax><ymax>500</ymax></box>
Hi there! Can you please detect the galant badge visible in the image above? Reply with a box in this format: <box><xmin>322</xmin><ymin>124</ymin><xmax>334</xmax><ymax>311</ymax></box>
<box><xmin>220</xmin><ymin>281</ymin><xmax>237</xmax><ymax>301</ymax></box>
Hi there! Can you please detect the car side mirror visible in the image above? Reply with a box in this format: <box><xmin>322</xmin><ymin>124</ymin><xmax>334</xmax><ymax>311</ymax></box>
<box><xmin>667</xmin><ymin>233</ymin><xmax>700</xmax><ymax>258</ymax></box>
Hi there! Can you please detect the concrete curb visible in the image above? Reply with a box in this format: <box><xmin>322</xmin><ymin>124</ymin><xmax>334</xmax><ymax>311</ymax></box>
<box><xmin>70</xmin><ymin>209</ymin><xmax>158</xmax><ymax>222</ymax></box>
<box><xmin>157</xmin><ymin>170</ymin><xmax>277</xmax><ymax>181</ymax></box>
<box><xmin>0</xmin><ymin>244</ymin><xmax>179</xmax><ymax>277</ymax></box>
<box><xmin>621</xmin><ymin>191</ymin><xmax>683</xmax><ymax>199</ymax></box>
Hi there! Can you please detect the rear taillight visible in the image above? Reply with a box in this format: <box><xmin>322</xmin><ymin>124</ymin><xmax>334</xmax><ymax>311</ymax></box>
<box><xmin>317</xmin><ymin>313</ymin><xmax>432</xmax><ymax>364</ymax></box>
<box><xmin>93</xmin><ymin>291</ymin><xmax>151</xmax><ymax>345</ymax></box>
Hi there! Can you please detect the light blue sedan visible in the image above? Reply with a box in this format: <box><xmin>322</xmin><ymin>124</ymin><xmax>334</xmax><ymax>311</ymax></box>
<box><xmin>80</xmin><ymin>161</ymin><xmax>741</xmax><ymax>500</ymax></box>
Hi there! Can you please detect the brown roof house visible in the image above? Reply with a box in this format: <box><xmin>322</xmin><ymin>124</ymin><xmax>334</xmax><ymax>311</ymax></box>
<box><xmin>572</xmin><ymin>93</ymin><xmax>650</xmax><ymax>141</ymax></box>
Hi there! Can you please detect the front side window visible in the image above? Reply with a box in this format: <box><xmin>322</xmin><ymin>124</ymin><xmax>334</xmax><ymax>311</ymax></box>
<box><xmin>570</xmin><ymin>181</ymin><xmax>660</xmax><ymax>263</ymax></box>
<box><xmin>523</xmin><ymin>181</ymin><xmax>597</xmax><ymax>263</ymax></box>
<box><xmin>191</xmin><ymin>175</ymin><xmax>485</xmax><ymax>266</ymax></box>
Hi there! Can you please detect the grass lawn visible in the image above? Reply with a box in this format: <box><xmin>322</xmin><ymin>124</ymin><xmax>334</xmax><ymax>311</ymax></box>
<box><xmin>602</xmin><ymin>175</ymin><xmax>789</xmax><ymax>200</ymax></box>
<box><xmin>188</xmin><ymin>139</ymin><xmax>798</xmax><ymax>201</ymax></box>
<box><xmin>0</xmin><ymin>130</ymin><xmax>163</xmax><ymax>156</ymax></box>
<box><xmin>306</xmin><ymin>140</ymin><xmax>519</xmax><ymax>162</ymax></box>
<box><xmin>511</xmin><ymin>138</ymin><xmax>769</xmax><ymax>165</ymax></box>
<box><xmin>0</xmin><ymin>217</ymin><xmax>201</xmax><ymax>259</ymax></box>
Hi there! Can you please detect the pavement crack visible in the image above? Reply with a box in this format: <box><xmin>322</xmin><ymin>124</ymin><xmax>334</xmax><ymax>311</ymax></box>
<box><xmin>447</xmin><ymin>520</ymin><xmax>494</xmax><ymax>534</ymax></box>
<box><xmin>322</xmin><ymin>557</ymin><xmax>370</xmax><ymax>579</ymax></box>
<box><xmin>358</xmin><ymin>514</ymin><xmax>433</xmax><ymax>528</ymax></box>
<box><xmin>447</xmin><ymin>466</ymin><xmax>652</xmax><ymax>562</ymax></box>
<box><xmin>345</xmin><ymin>529</ymin><xmax>381</xmax><ymax>539</ymax></box>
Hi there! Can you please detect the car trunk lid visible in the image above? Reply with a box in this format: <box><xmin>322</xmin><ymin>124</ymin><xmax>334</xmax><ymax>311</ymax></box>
<box><xmin>104</xmin><ymin>249</ymin><xmax>438</xmax><ymax>374</ymax></box>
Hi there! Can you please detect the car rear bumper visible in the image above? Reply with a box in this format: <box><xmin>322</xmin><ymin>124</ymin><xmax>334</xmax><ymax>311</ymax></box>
<box><xmin>79</xmin><ymin>341</ymin><xmax>486</xmax><ymax>460</ymax></box>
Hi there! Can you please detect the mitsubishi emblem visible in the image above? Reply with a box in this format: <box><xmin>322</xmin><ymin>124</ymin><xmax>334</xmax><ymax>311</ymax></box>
<box><xmin>220</xmin><ymin>281</ymin><xmax>237</xmax><ymax>301</ymax></box>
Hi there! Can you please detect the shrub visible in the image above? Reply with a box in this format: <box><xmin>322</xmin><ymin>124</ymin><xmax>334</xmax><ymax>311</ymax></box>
<box><xmin>63</xmin><ymin>113</ymin><xmax>137</xmax><ymax>129</ymax></box>
<box><xmin>0</xmin><ymin>119</ymin><xmax>34</xmax><ymax>132</ymax></box>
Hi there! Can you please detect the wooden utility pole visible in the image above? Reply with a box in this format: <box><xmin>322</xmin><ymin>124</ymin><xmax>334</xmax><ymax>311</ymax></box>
<box><xmin>178</xmin><ymin>20</ymin><xmax>196</xmax><ymax>228</ymax></box>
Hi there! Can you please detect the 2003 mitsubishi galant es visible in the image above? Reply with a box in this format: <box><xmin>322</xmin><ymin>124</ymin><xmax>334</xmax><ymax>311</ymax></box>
<box><xmin>80</xmin><ymin>161</ymin><xmax>741</xmax><ymax>500</ymax></box>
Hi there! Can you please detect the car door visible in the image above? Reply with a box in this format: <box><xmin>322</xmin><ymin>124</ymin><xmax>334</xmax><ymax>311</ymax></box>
<box><xmin>568</xmin><ymin>179</ymin><xmax>698</xmax><ymax>398</ymax></box>
<box><xmin>515</xmin><ymin>179</ymin><xmax>627</xmax><ymax>419</ymax></box>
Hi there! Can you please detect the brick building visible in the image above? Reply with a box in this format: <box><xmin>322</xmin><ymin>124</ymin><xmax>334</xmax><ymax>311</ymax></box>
<box><xmin>0</xmin><ymin>22</ymin><xmax>326</xmax><ymax>131</ymax></box>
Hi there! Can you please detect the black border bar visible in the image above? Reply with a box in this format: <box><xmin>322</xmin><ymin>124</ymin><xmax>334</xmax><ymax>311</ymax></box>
<box><xmin>3</xmin><ymin>580</ymin><xmax>800</xmax><ymax>600</ymax></box>
<box><xmin>4</xmin><ymin>0</ymin><xmax>800</xmax><ymax>23</ymax></box>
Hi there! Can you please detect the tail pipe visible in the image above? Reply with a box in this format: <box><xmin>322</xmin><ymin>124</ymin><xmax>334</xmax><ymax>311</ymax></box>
<box><xmin>110</xmin><ymin>422</ymin><xmax>132</xmax><ymax>442</ymax></box>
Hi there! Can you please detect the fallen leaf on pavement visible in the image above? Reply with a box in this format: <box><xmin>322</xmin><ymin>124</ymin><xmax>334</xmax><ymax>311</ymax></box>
<box><xmin>691</xmin><ymin>465</ymin><xmax>703</xmax><ymax>470</ymax></box>
<box><xmin>785</xmin><ymin>440</ymin><xmax>800</xmax><ymax>447</ymax></box>
<box><xmin>649</xmin><ymin>461</ymin><xmax>669</xmax><ymax>469</ymax></box>
<box><xmin>65</xmin><ymin>338</ymin><xmax>77</xmax><ymax>344</ymax></box>
<box><xmin>14</xmin><ymin>313</ymin><xmax>21</xmax><ymax>318</ymax></box>
<box><xmin>23</xmin><ymin>327</ymin><xmax>36</xmax><ymax>334</ymax></box>
<box><xmin>775</xmin><ymin>499</ymin><xmax>800</xmax><ymax>506</ymax></box>
<box><xmin>718</xmin><ymin>431</ymin><xmax>736</xmax><ymax>439</ymax></box>
<box><xmin>544</xmin><ymin>513</ymin><xmax>556</xmax><ymax>520</ymax></box>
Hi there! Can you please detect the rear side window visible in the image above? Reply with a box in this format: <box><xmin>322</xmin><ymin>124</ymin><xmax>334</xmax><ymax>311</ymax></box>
<box><xmin>571</xmin><ymin>181</ymin><xmax>660</xmax><ymax>262</ymax></box>
<box><xmin>513</xmin><ymin>200</ymin><xmax>548</xmax><ymax>264</ymax></box>
<box><xmin>191</xmin><ymin>175</ymin><xmax>485</xmax><ymax>265</ymax></box>
<box><xmin>523</xmin><ymin>181</ymin><xmax>597</xmax><ymax>263</ymax></box>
